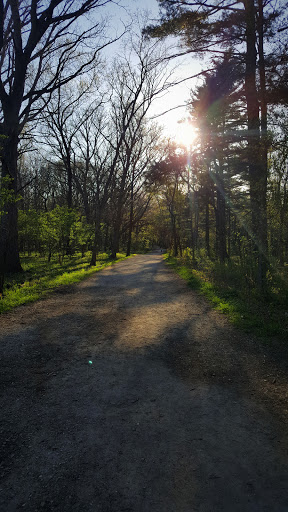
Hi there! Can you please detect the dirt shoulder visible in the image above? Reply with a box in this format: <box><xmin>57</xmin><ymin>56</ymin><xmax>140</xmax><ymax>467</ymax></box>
<box><xmin>0</xmin><ymin>253</ymin><xmax>288</xmax><ymax>511</ymax></box>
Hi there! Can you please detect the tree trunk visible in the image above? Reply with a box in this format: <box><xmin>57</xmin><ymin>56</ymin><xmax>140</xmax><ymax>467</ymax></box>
<box><xmin>194</xmin><ymin>190</ymin><xmax>199</xmax><ymax>252</ymax></box>
<box><xmin>244</xmin><ymin>0</ymin><xmax>267</xmax><ymax>289</ymax></box>
<box><xmin>111</xmin><ymin>165</ymin><xmax>129</xmax><ymax>259</ymax></box>
<box><xmin>111</xmin><ymin>220</ymin><xmax>121</xmax><ymax>259</ymax></box>
<box><xmin>216</xmin><ymin>187</ymin><xmax>227</xmax><ymax>262</ymax></box>
<box><xmin>227</xmin><ymin>205</ymin><xmax>231</xmax><ymax>258</ymax></box>
<box><xmin>257</xmin><ymin>0</ymin><xmax>268</xmax><ymax>282</ymax></box>
<box><xmin>67</xmin><ymin>156</ymin><xmax>73</xmax><ymax>209</ymax></box>
<box><xmin>0</xmin><ymin>131</ymin><xmax>22</xmax><ymax>284</ymax></box>
<box><xmin>187</xmin><ymin>168</ymin><xmax>197</xmax><ymax>262</ymax></box>
<box><xmin>90</xmin><ymin>216</ymin><xmax>101</xmax><ymax>266</ymax></box>
<box><xmin>65</xmin><ymin>157</ymin><xmax>73</xmax><ymax>256</ymax></box>
<box><xmin>126</xmin><ymin>170</ymin><xmax>135</xmax><ymax>257</ymax></box>
<box><xmin>190</xmin><ymin>202</ymin><xmax>195</xmax><ymax>261</ymax></box>
<box><xmin>205</xmin><ymin>201</ymin><xmax>210</xmax><ymax>258</ymax></box>
<box><xmin>171</xmin><ymin>213</ymin><xmax>178</xmax><ymax>257</ymax></box>
<box><xmin>111</xmin><ymin>178</ymin><xmax>127</xmax><ymax>259</ymax></box>
<box><xmin>126</xmin><ymin>203</ymin><xmax>133</xmax><ymax>257</ymax></box>
<box><xmin>103</xmin><ymin>223</ymin><xmax>109</xmax><ymax>253</ymax></box>
<box><xmin>279</xmin><ymin>178</ymin><xmax>287</xmax><ymax>266</ymax></box>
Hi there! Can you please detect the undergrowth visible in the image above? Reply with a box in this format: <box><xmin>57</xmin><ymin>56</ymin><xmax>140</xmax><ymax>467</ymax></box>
<box><xmin>0</xmin><ymin>252</ymin><xmax>131</xmax><ymax>313</ymax></box>
<box><xmin>164</xmin><ymin>252</ymin><xmax>288</xmax><ymax>341</ymax></box>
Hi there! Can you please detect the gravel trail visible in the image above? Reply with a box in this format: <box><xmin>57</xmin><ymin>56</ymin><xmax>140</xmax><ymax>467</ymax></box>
<box><xmin>0</xmin><ymin>252</ymin><xmax>288</xmax><ymax>511</ymax></box>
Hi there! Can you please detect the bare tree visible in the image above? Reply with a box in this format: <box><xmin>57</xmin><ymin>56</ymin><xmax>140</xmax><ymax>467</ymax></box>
<box><xmin>0</xmin><ymin>0</ymin><xmax>121</xmax><ymax>285</ymax></box>
<box><xmin>40</xmin><ymin>79</ymin><xmax>102</xmax><ymax>208</ymax></box>
<box><xmin>100</xmin><ymin>32</ymin><xmax>175</xmax><ymax>259</ymax></box>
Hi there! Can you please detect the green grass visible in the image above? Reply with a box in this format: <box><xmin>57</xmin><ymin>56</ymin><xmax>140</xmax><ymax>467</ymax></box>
<box><xmin>0</xmin><ymin>252</ymin><xmax>132</xmax><ymax>314</ymax></box>
<box><xmin>164</xmin><ymin>254</ymin><xmax>288</xmax><ymax>341</ymax></box>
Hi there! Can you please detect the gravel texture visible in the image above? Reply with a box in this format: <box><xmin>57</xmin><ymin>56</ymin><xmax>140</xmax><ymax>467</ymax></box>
<box><xmin>0</xmin><ymin>252</ymin><xmax>288</xmax><ymax>511</ymax></box>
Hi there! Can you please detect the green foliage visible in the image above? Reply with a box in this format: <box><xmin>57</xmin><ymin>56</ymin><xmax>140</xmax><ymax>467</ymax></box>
<box><xmin>165</xmin><ymin>252</ymin><xmax>288</xmax><ymax>341</ymax></box>
<box><xmin>18</xmin><ymin>209</ymin><xmax>41</xmax><ymax>253</ymax></box>
<box><xmin>0</xmin><ymin>252</ymin><xmax>130</xmax><ymax>313</ymax></box>
<box><xmin>39</xmin><ymin>206</ymin><xmax>77</xmax><ymax>259</ymax></box>
<box><xmin>18</xmin><ymin>206</ymin><xmax>94</xmax><ymax>259</ymax></box>
<box><xmin>0</xmin><ymin>176</ymin><xmax>16</xmax><ymax>217</ymax></box>
<box><xmin>71</xmin><ymin>218</ymin><xmax>94</xmax><ymax>255</ymax></box>
<box><xmin>131</xmin><ymin>225</ymin><xmax>155</xmax><ymax>252</ymax></box>
<box><xmin>144</xmin><ymin>3</ymin><xmax>208</xmax><ymax>48</ymax></box>
<box><xmin>3</xmin><ymin>205</ymin><xmax>134</xmax><ymax>311</ymax></box>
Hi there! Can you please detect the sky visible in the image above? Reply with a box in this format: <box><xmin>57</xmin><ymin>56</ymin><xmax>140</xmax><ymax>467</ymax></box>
<box><xmin>100</xmin><ymin>0</ymin><xmax>202</xmax><ymax>144</ymax></box>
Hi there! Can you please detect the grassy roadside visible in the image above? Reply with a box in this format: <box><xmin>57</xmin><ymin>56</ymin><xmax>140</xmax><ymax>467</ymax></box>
<box><xmin>164</xmin><ymin>254</ymin><xmax>288</xmax><ymax>341</ymax></box>
<box><xmin>0</xmin><ymin>252</ymin><xmax>132</xmax><ymax>314</ymax></box>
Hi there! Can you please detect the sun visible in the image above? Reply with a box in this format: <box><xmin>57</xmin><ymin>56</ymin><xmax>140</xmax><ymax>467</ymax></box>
<box><xmin>174</xmin><ymin>119</ymin><xmax>197</xmax><ymax>148</ymax></box>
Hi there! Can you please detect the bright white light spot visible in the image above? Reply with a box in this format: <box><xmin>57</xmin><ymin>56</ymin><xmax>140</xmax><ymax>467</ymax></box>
<box><xmin>174</xmin><ymin>120</ymin><xmax>196</xmax><ymax>149</ymax></box>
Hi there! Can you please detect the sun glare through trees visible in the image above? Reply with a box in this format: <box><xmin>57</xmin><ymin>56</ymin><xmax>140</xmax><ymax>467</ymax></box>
<box><xmin>0</xmin><ymin>0</ymin><xmax>287</xmax><ymax>334</ymax></box>
<box><xmin>1</xmin><ymin>4</ymin><xmax>288</xmax><ymax>512</ymax></box>
<box><xmin>174</xmin><ymin>119</ymin><xmax>197</xmax><ymax>149</ymax></box>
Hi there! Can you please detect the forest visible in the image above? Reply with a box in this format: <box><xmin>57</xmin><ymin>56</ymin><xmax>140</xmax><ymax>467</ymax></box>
<box><xmin>0</xmin><ymin>0</ymin><xmax>287</xmax><ymax>337</ymax></box>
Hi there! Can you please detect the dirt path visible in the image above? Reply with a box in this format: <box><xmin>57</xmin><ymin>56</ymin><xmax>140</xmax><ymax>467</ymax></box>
<box><xmin>1</xmin><ymin>252</ymin><xmax>288</xmax><ymax>511</ymax></box>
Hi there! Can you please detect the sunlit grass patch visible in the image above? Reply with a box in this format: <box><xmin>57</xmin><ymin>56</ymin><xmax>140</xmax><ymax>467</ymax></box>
<box><xmin>164</xmin><ymin>253</ymin><xmax>288</xmax><ymax>341</ymax></box>
<box><xmin>0</xmin><ymin>252</ymin><xmax>131</xmax><ymax>313</ymax></box>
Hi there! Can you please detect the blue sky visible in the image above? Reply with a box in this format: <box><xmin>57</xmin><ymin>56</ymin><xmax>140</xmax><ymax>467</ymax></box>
<box><xmin>101</xmin><ymin>0</ymin><xmax>201</xmax><ymax>142</ymax></box>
